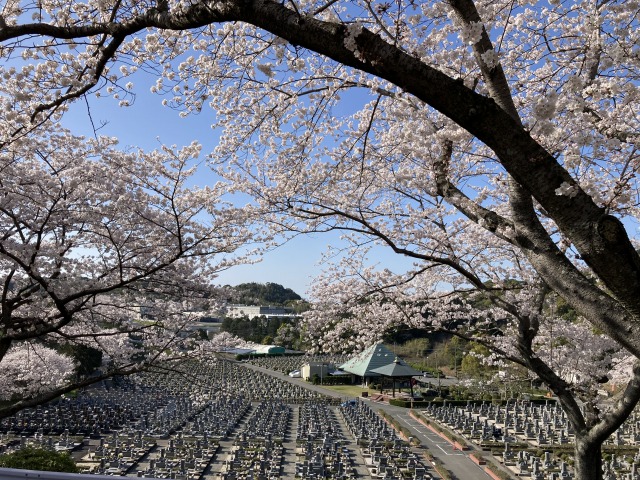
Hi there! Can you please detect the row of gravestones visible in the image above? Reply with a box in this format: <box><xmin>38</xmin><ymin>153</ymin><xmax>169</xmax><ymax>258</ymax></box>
<box><xmin>422</xmin><ymin>400</ymin><xmax>640</xmax><ymax>447</ymax></box>
<box><xmin>503</xmin><ymin>443</ymin><xmax>571</xmax><ymax>479</ymax></box>
<box><xmin>219</xmin><ymin>438</ymin><xmax>283</xmax><ymax>480</ymax></box>
<box><xmin>295</xmin><ymin>401</ymin><xmax>356</xmax><ymax>479</ymax></box>
<box><xmin>421</xmin><ymin>400</ymin><xmax>640</xmax><ymax>480</ymax></box>
<box><xmin>215</xmin><ymin>400</ymin><xmax>346</xmax><ymax>480</ymax></box>
<box><xmin>424</xmin><ymin>401</ymin><xmax>575</xmax><ymax>445</ymax></box>
<box><xmin>297</xmin><ymin>401</ymin><xmax>344</xmax><ymax>441</ymax></box>
<box><xmin>0</xmin><ymin>358</ymin><xmax>336</xmax><ymax>439</ymax></box>
<box><xmin>81</xmin><ymin>400</ymin><xmax>289</xmax><ymax>478</ymax></box>
<box><xmin>64</xmin><ymin>385</ymin><xmax>249</xmax><ymax>477</ymax></box>
<box><xmin>0</xmin><ymin>359</ymin><xmax>328</xmax><ymax>478</ymax></box>
<box><xmin>127</xmin><ymin>399</ymin><xmax>293</xmax><ymax>480</ymax></box>
<box><xmin>92</xmin><ymin>431</ymin><xmax>219</xmax><ymax>478</ymax></box>
<box><xmin>0</xmin><ymin>380</ymin><xmax>181</xmax><ymax>437</ymax></box>
<box><xmin>502</xmin><ymin>445</ymin><xmax>640</xmax><ymax>480</ymax></box>
<box><xmin>212</xmin><ymin>396</ymin><xmax>428</xmax><ymax>480</ymax></box>
<box><xmin>340</xmin><ymin>400</ymin><xmax>430</xmax><ymax>480</ymax></box>
<box><xmin>85</xmin><ymin>393</ymin><xmax>255</xmax><ymax>477</ymax></box>
<box><xmin>0</xmin><ymin>376</ymin><xmax>218</xmax><ymax>477</ymax></box>
<box><xmin>144</xmin><ymin>359</ymin><xmax>339</xmax><ymax>405</ymax></box>
<box><xmin>213</xmin><ymin>401</ymin><xmax>290</xmax><ymax>480</ymax></box>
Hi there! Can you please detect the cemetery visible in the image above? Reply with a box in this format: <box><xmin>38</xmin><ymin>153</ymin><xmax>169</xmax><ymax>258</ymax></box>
<box><xmin>0</xmin><ymin>357</ymin><xmax>434</xmax><ymax>479</ymax></box>
<box><xmin>4</xmin><ymin>353</ymin><xmax>640</xmax><ymax>480</ymax></box>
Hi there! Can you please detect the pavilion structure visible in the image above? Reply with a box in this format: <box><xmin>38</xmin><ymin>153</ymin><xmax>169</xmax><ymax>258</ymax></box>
<box><xmin>370</xmin><ymin>357</ymin><xmax>422</xmax><ymax>398</ymax></box>
<box><xmin>339</xmin><ymin>343</ymin><xmax>421</xmax><ymax>396</ymax></box>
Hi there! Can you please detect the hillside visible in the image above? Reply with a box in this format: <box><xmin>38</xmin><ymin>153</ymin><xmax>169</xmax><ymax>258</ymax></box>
<box><xmin>229</xmin><ymin>282</ymin><xmax>303</xmax><ymax>306</ymax></box>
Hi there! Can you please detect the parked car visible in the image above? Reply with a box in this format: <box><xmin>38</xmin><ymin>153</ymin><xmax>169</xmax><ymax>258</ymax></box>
<box><xmin>288</xmin><ymin>370</ymin><xmax>301</xmax><ymax>378</ymax></box>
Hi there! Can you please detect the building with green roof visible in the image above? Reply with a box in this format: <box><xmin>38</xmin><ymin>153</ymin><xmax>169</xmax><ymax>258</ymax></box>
<box><xmin>338</xmin><ymin>343</ymin><xmax>400</xmax><ymax>384</ymax></box>
<box><xmin>339</xmin><ymin>343</ymin><xmax>423</xmax><ymax>393</ymax></box>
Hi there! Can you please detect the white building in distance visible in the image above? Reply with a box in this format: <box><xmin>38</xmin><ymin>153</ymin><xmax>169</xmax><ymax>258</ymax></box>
<box><xmin>224</xmin><ymin>304</ymin><xmax>301</xmax><ymax>320</ymax></box>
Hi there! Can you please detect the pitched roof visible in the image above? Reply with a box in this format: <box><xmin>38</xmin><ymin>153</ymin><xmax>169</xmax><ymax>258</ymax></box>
<box><xmin>339</xmin><ymin>343</ymin><xmax>399</xmax><ymax>377</ymax></box>
<box><xmin>370</xmin><ymin>357</ymin><xmax>422</xmax><ymax>377</ymax></box>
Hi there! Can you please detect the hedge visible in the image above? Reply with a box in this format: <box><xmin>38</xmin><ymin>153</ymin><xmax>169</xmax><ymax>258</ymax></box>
<box><xmin>388</xmin><ymin>398</ymin><xmax>557</xmax><ymax>408</ymax></box>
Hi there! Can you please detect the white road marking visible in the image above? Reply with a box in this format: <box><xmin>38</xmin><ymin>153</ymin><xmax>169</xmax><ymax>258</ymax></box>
<box><xmin>396</xmin><ymin>415</ymin><xmax>464</xmax><ymax>455</ymax></box>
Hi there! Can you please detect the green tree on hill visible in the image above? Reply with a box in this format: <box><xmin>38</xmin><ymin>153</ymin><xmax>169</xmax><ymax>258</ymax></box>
<box><xmin>231</xmin><ymin>282</ymin><xmax>302</xmax><ymax>306</ymax></box>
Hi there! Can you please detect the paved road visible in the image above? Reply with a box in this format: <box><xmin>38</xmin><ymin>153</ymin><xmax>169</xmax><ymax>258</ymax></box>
<box><xmin>379</xmin><ymin>406</ymin><xmax>493</xmax><ymax>480</ymax></box>
<box><xmin>238</xmin><ymin>360</ymin><xmax>500</xmax><ymax>480</ymax></box>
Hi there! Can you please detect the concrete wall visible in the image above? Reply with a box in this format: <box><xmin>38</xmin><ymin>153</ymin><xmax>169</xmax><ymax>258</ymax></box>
<box><xmin>0</xmin><ymin>467</ymin><xmax>162</xmax><ymax>480</ymax></box>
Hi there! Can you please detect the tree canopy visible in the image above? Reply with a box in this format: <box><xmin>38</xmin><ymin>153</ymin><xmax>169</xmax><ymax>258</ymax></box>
<box><xmin>0</xmin><ymin>93</ymin><xmax>262</xmax><ymax>418</ymax></box>
<box><xmin>230</xmin><ymin>282</ymin><xmax>302</xmax><ymax>305</ymax></box>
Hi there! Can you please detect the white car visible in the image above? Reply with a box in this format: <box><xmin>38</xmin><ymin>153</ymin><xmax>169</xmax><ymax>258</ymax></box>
<box><xmin>288</xmin><ymin>370</ymin><xmax>301</xmax><ymax>378</ymax></box>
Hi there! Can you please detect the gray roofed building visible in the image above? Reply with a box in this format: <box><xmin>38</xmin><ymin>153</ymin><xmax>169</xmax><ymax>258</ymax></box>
<box><xmin>370</xmin><ymin>357</ymin><xmax>422</xmax><ymax>378</ymax></box>
<box><xmin>370</xmin><ymin>356</ymin><xmax>423</xmax><ymax>398</ymax></box>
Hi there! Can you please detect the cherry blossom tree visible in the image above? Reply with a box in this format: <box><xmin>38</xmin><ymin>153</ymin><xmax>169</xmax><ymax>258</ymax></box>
<box><xmin>1</xmin><ymin>1</ymin><xmax>640</xmax><ymax>477</ymax></box>
<box><xmin>0</xmin><ymin>121</ymin><xmax>259</xmax><ymax>418</ymax></box>
<box><xmin>303</xmin><ymin>249</ymin><xmax>636</xmax><ymax>476</ymax></box>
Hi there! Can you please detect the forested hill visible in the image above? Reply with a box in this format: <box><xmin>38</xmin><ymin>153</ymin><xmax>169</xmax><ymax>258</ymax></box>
<box><xmin>229</xmin><ymin>282</ymin><xmax>302</xmax><ymax>305</ymax></box>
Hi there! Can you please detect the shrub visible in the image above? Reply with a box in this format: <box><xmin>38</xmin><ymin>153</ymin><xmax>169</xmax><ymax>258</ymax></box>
<box><xmin>0</xmin><ymin>447</ymin><xmax>79</xmax><ymax>473</ymax></box>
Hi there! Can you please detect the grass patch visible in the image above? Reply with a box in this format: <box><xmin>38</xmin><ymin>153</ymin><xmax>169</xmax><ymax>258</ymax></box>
<box><xmin>315</xmin><ymin>384</ymin><xmax>377</xmax><ymax>398</ymax></box>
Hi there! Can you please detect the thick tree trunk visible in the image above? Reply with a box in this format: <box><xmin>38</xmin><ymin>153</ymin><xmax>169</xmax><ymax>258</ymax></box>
<box><xmin>574</xmin><ymin>436</ymin><xmax>603</xmax><ymax>480</ymax></box>
<box><xmin>0</xmin><ymin>337</ymin><xmax>11</xmax><ymax>363</ymax></box>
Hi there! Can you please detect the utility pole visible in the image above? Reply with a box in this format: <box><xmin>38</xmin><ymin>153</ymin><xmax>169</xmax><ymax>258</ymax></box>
<box><xmin>454</xmin><ymin>340</ymin><xmax>458</xmax><ymax>380</ymax></box>
<box><xmin>437</xmin><ymin>351</ymin><xmax>441</xmax><ymax>396</ymax></box>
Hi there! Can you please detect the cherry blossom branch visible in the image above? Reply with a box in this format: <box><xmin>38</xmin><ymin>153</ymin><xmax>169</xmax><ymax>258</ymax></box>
<box><xmin>446</xmin><ymin>0</ymin><xmax>519</xmax><ymax>120</ymax></box>
<box><xmin>586</xmin><ymin>361</ymin><xmax>640</xmax><ymax>445</ymax></box>
<box><xmin>512</xmin><ymin>311</ymin><xmax>588</xmax><ymax>434</ymax></box>
<box><xmin>433</xmin><ymin>139</ymin><xmax>516</xmax><ymax>244</ymax></box>
<box><xmin>430</xmin><ymin>138</ymin><xmax>629</xmax><ymax>358</ymax></box>
<box><xmin>441</xmin><ymin>327</ymin><xmax>527</xmax><ymax>368</ymax></box>
<box><xmin>30</xmin><ymin>34</ymin><xmax>126</xmax><ymax>123</ymax></box>
<box><xmin>311</xmin><ymin>0</ymin><xmax>341</xmax><ymax>17</ymax></box>
<box><xmin>287</xmin><ymin>201</ymin><xmax>492</xmax><ymax>289</ymax></box>
<box><xmin>443</xmin><ymin>1</ymin><xmax>640</xmax><ymax>358</ymax></box>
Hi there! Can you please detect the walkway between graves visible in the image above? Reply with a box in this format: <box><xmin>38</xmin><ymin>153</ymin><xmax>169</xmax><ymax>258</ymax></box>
<box><xmin>205</xmin><ymin>402</ymin><xmax>255</xmax><ymax>478</ymax></box>
<box><xmin>279</xmin><ymin>402</ymin><xmax>298</xmax><ymax>478</ymax></box>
